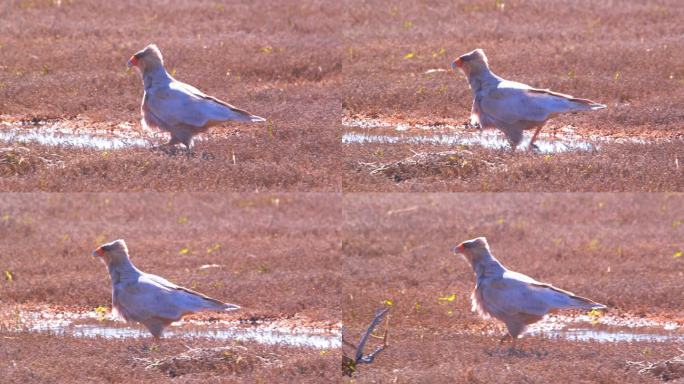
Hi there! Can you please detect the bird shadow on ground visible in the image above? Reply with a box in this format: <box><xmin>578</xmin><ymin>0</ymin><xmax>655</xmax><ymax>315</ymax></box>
<box><xmin>150</xmin><ymin>145</ymin><xmax>217</xmax><ymax>161</ymax></box>
<box><xmin>483</xmin><ymin>346</ymin><xmax>550</xmax><ymax>359</ymax></box>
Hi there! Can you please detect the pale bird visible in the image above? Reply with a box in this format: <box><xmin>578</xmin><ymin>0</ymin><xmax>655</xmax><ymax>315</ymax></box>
<box><xmin>127</xmin><ymin>44</ymin><xmax>265</xmax><ymax>151</ymax></box>
<box><xmin>451</xmin><ymin>49</ymin><xmax>606</xmax><ymax>151</ymax></box>
<box><xmin>453</xmin><ymin>237</ymin><xmax>606</xmax><ymax>348</ymax></box>
<box><xmin>92</xmin><ymin>239</ymin><xmax>239</xmax><ymax>338</ymax></box>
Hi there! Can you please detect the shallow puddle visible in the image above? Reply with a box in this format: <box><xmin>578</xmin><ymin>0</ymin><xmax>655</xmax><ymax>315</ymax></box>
<box><xmin>0</xmin><ymin>119</ymin><xmax>153</xmax><ymax>150</ymax></box>
<box><xmin>342</xmin><ymin>116</ymin><xmax>656</xmax><ymax>154</ymax></box>
<box><xmin>526</xmin><ymin>314</ymin><xmax>683</xmax><ymax>343</ymax></box>
<box><xmin>3</xmin><ymin>308</ymin><xmax>340</xmax><ymax>349</ymax></box>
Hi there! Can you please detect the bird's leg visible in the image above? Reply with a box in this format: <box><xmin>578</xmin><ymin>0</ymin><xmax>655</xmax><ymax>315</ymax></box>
<box><xmin>167</xmin><ymin>137</ymin><xmax>181</xmax><ymax>147</ymax></box>
<box><xmin>464</xmin><ymin>119</ymin><xmax>480</xmax><ymax>129</ymax></box>
<box><xmin>497</xmin><ymin>333</ymin><xmax>511</xmax><ymax>354</ymax></box>
<box><xmin>508</xmin><ymin>141</ymin><xmax>518</xmax><ymax>152</ymax></box>
<box><xmin>152</xmin><ymin>137</ymin><xmax>180</xmax><ymax>155</ymax></box>
<box><xmin>528</xmin><ymin>126</ymin><xmax>544</xmax><ymax>151</ymax></box>
<box><xmin>151</xmin><ymin>337</ymin><xmax>162</xmax><ymax>352</ymax></box>
<box><xmin>508</xmin><ymin>337</ymin><xmax>518</xmax><ymax>355</ymax></box>
<box><xmin>182</xmin><ymin>139</ymin><xmax>196</xmax><ymax>157</ymax></box>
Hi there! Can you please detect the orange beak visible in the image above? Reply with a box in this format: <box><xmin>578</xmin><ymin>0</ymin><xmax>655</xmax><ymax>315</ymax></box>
<box><xmin>94</xmin><ymin>247</ymin><xmax>105</xmax><ymax>257</ymax></box>
<box><xmin>451</xmin><ymin>58</ymin><xmax>463</xmax><ymax>70</ymax></box>
<box><xmin>452</xmin><ymin>243</ymin><xmax>465</xmax><ymax>253</ymax></box>
<box><xmin>127</xmin><ymin>55</ymin><xmax>138</xmax><ymax>68</ymax></box>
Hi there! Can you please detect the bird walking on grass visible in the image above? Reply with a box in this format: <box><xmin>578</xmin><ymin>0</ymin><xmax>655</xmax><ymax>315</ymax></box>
<box><xmin>451</xmin><ymin>49</ymin><xmax>606</xmax><ymax>151</ymax></box>
<box><xmin>127</xmin><ymin>44</ymin><xmax>265</xmax><ymax>151</ymax></box>
<box><xmin>453</xmin><ymin>237</ymin><xmax>606</xmax><ymax>350</ymax></box>
<box><xmin>92</xmin><ymin>239</ymin><xmax>239</xmax><ymax>338</ymax></box>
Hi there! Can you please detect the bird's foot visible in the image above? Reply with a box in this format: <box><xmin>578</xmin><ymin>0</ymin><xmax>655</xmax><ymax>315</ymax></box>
<box><xmin>528</xmin><ymin>143</ymin><xmax>541</xmax><ymax>153</ymax></box>
<box><xmin>463</xmin><ymin>120</ymin><xmax>481</xmax><ymax>130</ymax></box>
<box><xmin>151</xmin><ymin>144</ymin><xmax>179</xmax><ymax>155</ymax></box>
<box><xmin>200</xmin><ymin>151</ymin><xmax>216</xmax><ymax>161</ymax></box>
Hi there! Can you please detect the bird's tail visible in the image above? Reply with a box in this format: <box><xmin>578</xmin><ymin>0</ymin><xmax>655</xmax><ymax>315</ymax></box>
<box><xmin>221</xmin><ymin>106</ymin><xmax>264</xmax><ymax>122</ymax></box>
<box><xmin>536</xmin><ymin>283</ymin><xmax>607</xmax><ymax>310</ymax></box>
<box><xmin>178</xmin><ymin>286</ymin><xmax>241</xmax><ymax>312</ymax></box>
<box><xmin>221</xmin><ymin>303</ymin><xmax>241</xmax><ymax>311</ymax></box>
<box><xmin>248</xmin><ymin>114</ymin><xmax>266</xmax><ymax>122</ymax></box>
<box><xmin>206</xmin><ymin>95</ymin><xmax>266</xmax><ymax>123</ymax></box>
<box><xmin>567</xmin><ymin>294</ymin><xmax>607</xmax><ymax>310</ymax></box>
<box><xmin>567</xmin><ymin>97</ymin><xmax>607</xmax><ymax>111</ymax></box>
<box><xmin>231</xmin><ymin>109</ymin><xmax>266</xmax><ymax>123</ymax></box>
<box><xmin>200</xmin><ymin>296</ymin><xmax>240</xmax><ymax>311</ymax></box>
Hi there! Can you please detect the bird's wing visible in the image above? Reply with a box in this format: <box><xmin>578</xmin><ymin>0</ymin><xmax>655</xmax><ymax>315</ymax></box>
<box><xmin>479</xmin><ymin>82</ymin><xmax>556</xmax><ymax>123</ymax></box>
<box><xmin>527</xmin><ymin>281</ymin><xmax>606</xmax><ymax>310</ymax></box>
<box><xmin>144</xmin><ymin>273</ymin><xmax>235</xmax><ymax>311</ymax></box>
<box><xmin>503</xmin><ymin>270</ymin><xmax>542</xmax><ymax>285</ymax></box>
<box><xmin>145</xmin><ymin>80</ymin><xmax>263</xmax><ymax>129</ymax></box>
<box><xmin>481</xmin><ymin>276</ymin><xmax>554</xmax><ymax>318</ymax></box>
<box><xmin>480</xmin><ymin>80</ymin><xmax>603</xmax><ymax>123</ymax></box>
<box><xmin>501</xmin><ymin>271</ymin><xmax>605</xmax><ymax>311</ymax></box>
<box><xmin>144</xmin><ymin>273</ymin><xmax>180</xmax><ymax>290</ymax></box>
<box><xmin>114</xmin><ymin>278</ymin><xmax>183</xmax><ymax>322</ymax></box>
<box><xmin>176</xmin><ymin>81</ymin><xmax>265</xmax><ymax>122</ymax></box>
<box><xmin>175</xmin><ymin>82</ymin><xmax>249</xmax><ymax>113</ymax></box>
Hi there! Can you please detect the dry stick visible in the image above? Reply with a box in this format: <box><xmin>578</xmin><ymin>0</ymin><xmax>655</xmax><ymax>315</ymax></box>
<box><xmin>343</xmin><ymin>307</ymin><xmax>390</xmax><ymax>371</ymax></box>
<box><xmin>626</xmin><ymin>348</ymin><xmax>684</xmax><ymax>378</ymax></box>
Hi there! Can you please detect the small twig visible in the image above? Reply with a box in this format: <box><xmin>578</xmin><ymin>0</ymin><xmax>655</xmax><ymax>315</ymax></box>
<box><xmin>358</xmin><ymin>328</ymin><xmax>388</xmax><ymax>364</ymax></box>
<box><xmin>626</xmin><ymin>349</ymin><xmax>684</xmax><ymax>380</ymax></box>
<box><xmin>342</xmin><ymin>307</ymin><xmax>391</xmax><ymax>376</ymax></box>
<box><xmin>354</xmin><ymin>307</ymin><xmax>390</xmax><ymax>363</ymax></box>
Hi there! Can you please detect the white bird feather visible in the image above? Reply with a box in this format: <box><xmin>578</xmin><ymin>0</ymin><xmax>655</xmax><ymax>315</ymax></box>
<box><xmin>93</xmin><ymin>239</ymin><xmax>239</xmax><ymax>338</ymax></box>
<box><xmin>452</xmin><ymin>49</ymin><xmax>606</xmax><ymax>150</ymax></box>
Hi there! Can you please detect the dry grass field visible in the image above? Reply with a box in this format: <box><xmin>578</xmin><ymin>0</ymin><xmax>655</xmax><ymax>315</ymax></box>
<box><xmin>0</xmin><ymin>193</ymin><xmax>340</xmax><ymax>382</ymax></box>
<box><xmin>0</xmin><ymin>0</ymin><xmax>341</xmax><ymax>191</ymax></box>
<box><xmin>2</xmin><ymin>1</ymin><xmax>684</xmax><ymax>383</ymax></box>
<box><xmin>342</xmin><ymin>193</ymin><xmax>684</xmax><ymax>382</ymax></box>
<box><xmin>343</xmin><ymin>0</ymin><xmax>684</xmax><ymax>191</ymax></box>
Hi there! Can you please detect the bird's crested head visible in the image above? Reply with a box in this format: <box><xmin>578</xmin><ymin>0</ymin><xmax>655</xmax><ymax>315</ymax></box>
<box><xmin>93</xmin><ymin>239</ymin><xmax>130</xmax><ymax>266</ymax></box>
<box><xmin>127</xmin><ymin>44</ymin><xmax>164</xmax><ymax>72</ymax></box>
<box><xmin>451</xmin><ymin>48</ymin><xmax>489</xmax><ymax>77</ymax></box>
<box><xmin>453</xmin><ymin>236</ymin><xmax>492</xmax><ymax>266</ymax></box>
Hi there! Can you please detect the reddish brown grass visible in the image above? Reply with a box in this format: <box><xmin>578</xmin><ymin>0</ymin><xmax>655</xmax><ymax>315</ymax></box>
<box><xmin>0</xmin><ymin>0</ymin><xmax>342</xmax><ymax>191</ymax></box>
<box><xmin>0</xmin><ymin>333</ymin><xmax>338</xmax><ymax>383</ymax></box>
<box><xmin>344</xmin><ymin>141</ymin><xmax>684</xmax><ymax>191</ymax></box>
<box><xmin>342</xmin><ymin>0</ymin><xmax>684</xmax><ymax>191</ymax></box>
<box><xmin>0</xmin><ymin>193</ymin><xmax>340</xmax><ymax>382</ymax></box>
<box><xmin>342</xmin><ymin>193</ymin><xmax>684</xmax><ymax>382</ymax></box>
<box><xmin>0</xmin><ymin>193</ymin><xmax>340</xmax><ymax>321</ymax></box>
